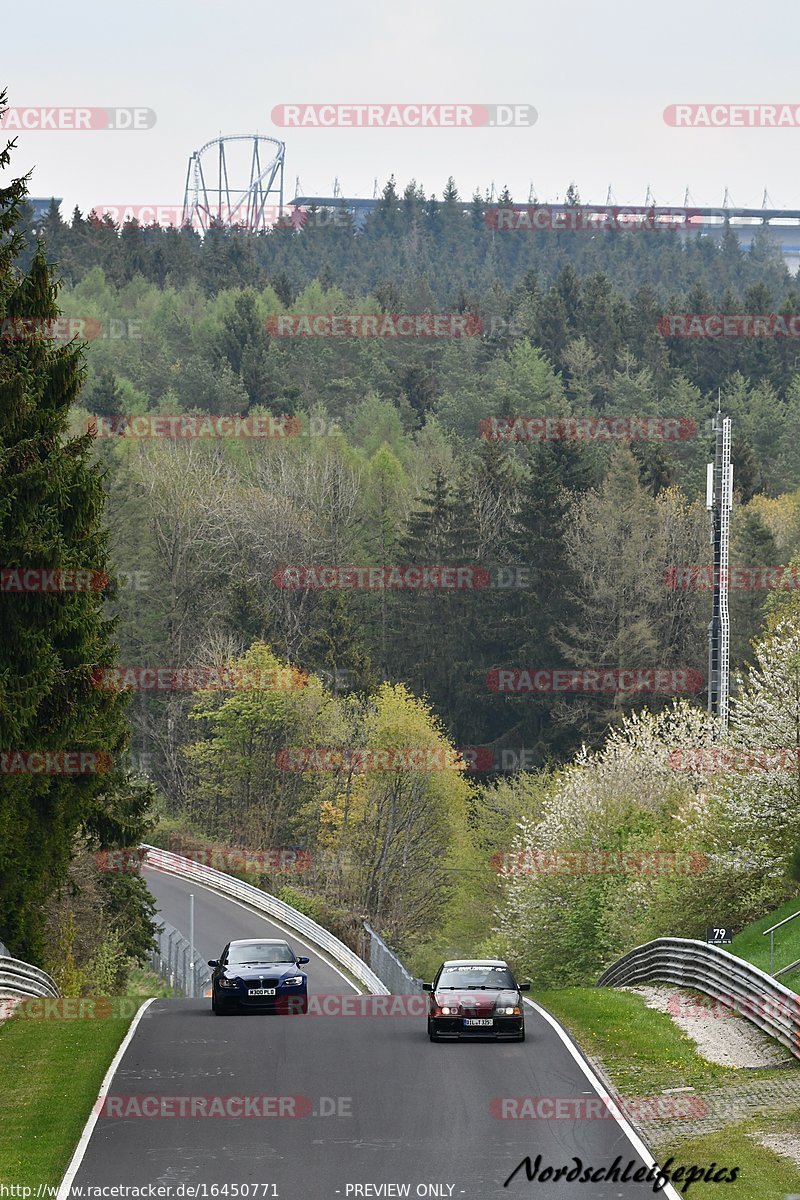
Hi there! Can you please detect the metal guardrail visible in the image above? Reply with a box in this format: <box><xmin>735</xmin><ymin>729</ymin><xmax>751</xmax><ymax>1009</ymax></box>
<box><xmin>151</xmin><ymin>919</ymin><xmax>212</xmax><ymax>998</ymax></box>
<box><xmin>363</xmin><ymin>923</ymin><xmax>420</xmax><ymax>994</ymax></box>
<box><xmin>0</xmin><ymin>955</ymin><xmax>60</xmax><ymax>1001</ymax></box>
<box><xmin>141</xmin><ymin>845</ymin><xmax>389</xmax><ymax>995</ymax></box>
<box><xmin>598</xmin><ymin>937</ymin><xmax>800</xmax><ymax>1060</ymax></box>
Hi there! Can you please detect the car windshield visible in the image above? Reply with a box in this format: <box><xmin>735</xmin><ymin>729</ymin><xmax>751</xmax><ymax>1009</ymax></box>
<box><xmin>437</xmin><ymin>965</ymin><xmax>516</xmax><ymax>989</ymax></box>
<box><xmin>226</xmin><ymin>943</ymin><xmax>295</xmax><ymax>965</ymax></box>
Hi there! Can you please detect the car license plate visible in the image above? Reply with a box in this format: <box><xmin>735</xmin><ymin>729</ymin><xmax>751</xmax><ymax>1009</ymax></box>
<box><xmin>248</xmin><ymin>988</ymin><xmax>276</xmax><ymax>996</ymax></box>
<box><xmin>464</xmin><ymin>1018</ymin><xmax>493</xmax><ymax>1026</ymax></box>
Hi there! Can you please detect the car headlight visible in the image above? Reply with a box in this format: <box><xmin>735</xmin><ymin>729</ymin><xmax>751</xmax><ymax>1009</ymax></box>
<box><xmin>496</xmin><ymin>1005</ymin><xmax>521</xmax><ymax>1015</ymax></box>
<box><xmin>218</xmin><ymin>978</ymin><xmax>239</xmax><ymax>989</ymax></box>
<box><xmin>281</xmin><ymin>975</ymin><xmax>304</xmax><ymax>987</ymax></box>
<box><xmin>439</xmin><ymin>1005</ymin><xmax>459</xmax><ymax>1015</ymax></box>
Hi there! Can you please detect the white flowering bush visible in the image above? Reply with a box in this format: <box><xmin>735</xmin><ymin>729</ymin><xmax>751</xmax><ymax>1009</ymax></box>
<box><xmin>717</xmin><ymin>618</ymin><xmax>800</xmax><ymax>864</ymax></box>
<box><xmin>494</xmin><ymin>672</ymin><xmax>799</xmax><ymax>985</ymax></box>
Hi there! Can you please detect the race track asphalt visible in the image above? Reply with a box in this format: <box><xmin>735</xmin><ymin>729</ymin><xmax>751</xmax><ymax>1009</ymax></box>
<box><xmin>67</xmin><ymin>866</ymin><xmax>683</xmax><ymax>1199</ymax></box>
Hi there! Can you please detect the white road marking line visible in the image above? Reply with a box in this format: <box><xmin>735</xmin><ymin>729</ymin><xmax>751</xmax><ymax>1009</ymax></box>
<box><xmin>59</xmin><ymin>875</ymin><xmax>365</xmax><ymax>1195</ymax></box>
<box><xmin>524</xmin><ymin>998</ymin><xmax>684</xmax><ymax>1200</ymax></box>
<box><xmin>57</xmin><ymin>998</ymin><xmax>157</xmax><ymax>1200</ymax></box>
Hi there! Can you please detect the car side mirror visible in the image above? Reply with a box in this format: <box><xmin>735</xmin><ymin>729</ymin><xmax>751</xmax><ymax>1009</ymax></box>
<box><xmin>208</xmin><ymin>960</ymin><xmax>218</xmax><ymax>968</ymax></box>
<box><xmin>296</xmin><ymin>956</ymin><xmax>310</xmax><ymax>965</ymax></box>
<box><xmin>421</xmin><ymin>982</ymin><xmax>433</xmax><ymax>991</ymax></box>
<box><xmin>518</xmin><ymin>981</ymin><xmax>531</xmax><ymax>991</ymax></box>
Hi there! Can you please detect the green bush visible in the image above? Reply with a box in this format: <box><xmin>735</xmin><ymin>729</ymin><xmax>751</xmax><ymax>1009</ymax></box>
<box><xmin>276</xmin><ymin>885</ymin><xmax>323</xmax><ymax>922</ymax></box>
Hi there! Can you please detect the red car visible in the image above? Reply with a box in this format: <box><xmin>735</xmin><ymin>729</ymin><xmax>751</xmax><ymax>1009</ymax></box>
<box><xmin>423</xmin><ymin>958</ymin><xmax>529</xmax><ymax>1042</ymax></box>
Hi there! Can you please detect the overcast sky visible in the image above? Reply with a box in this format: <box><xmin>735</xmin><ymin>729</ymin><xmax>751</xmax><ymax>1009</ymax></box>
<box><xmin>4</xmin><ymin>0</ymin><xmax>800</xmax><ymax>216</ymax></box>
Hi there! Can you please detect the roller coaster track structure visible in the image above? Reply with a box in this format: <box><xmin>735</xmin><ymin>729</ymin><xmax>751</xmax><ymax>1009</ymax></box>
<box><xmin>182</xmin><ymin>134</ymin><xmax>285</xmax><ymax>233</ymax></box>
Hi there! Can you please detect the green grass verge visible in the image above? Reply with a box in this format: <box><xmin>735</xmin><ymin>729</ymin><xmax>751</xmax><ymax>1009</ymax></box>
<box><xmin>731</xmin><ymin>896</ymin><xmax>800</xmax><ymax>989</ymax></box>
<box><xmin>0</xmin><ymin>1010</ymin><xmax>138</xmax><ymax>1186</ymax></box>
<box><xmin>534</xmin><ymin>988</ymin><xmax>800</xmax><ymax>1193</ymax></box>
<box><xmin>655</xmin><ymin>1121</ymin><xmax>800</xmax><ymax>1198</ymax></box>
<box><xmin>0</xmin><ymin>964</ymin><xmax>172</xmax><ymax>1187</ymax></box>
<box><xmin>127</xmin><ymin>964</ymin><xmax>174</xmax><ymax>999</ymax></box>
<box><xmin>532</xmin><ymin>987</ymin><xmax>785</xmax><ymax>1096</ymax></box>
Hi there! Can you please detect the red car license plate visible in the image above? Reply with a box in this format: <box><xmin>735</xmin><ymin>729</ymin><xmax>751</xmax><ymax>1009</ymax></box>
<box><xmin>464</xmin><ymin>1018</ymin><xmax>493</xmax><ymax>1026</ymax></box>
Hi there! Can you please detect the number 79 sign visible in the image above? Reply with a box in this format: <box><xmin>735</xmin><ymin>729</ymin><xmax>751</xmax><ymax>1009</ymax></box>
<box><xmin>706</xmin><ymin>927</ymin><xmax>733</xmax><ymax>944</ymax></box>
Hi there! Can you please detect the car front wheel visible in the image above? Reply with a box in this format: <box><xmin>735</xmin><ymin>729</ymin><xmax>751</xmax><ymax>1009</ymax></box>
<box><xmin>212</xmin><ymin>992</ymin><xmax>230</xmax><ymax>1015</ymax></box>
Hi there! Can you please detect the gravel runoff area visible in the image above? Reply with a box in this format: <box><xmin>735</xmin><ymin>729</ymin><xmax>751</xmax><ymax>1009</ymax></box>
<box><xmin>618</xmin><ymin>985</ymin><xmax>800</xmax><ymax>1155</ymax></box>
<box><xmin>621</xmin><ymin>984</ymin><xmax>789</xmax><ymax>1069</ymax></box>
<box><xmin>754</xmin><ymin>1132</ymin><xmax>800</xmax><ymax>1169</ymax></box>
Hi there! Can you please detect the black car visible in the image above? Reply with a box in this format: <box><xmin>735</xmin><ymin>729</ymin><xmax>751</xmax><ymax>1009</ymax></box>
<box><xmin>422</xmin><ymin>958</ymin><xmax>529</xmax><ymax>1041</ymax></box>
<box><xmin>209</xmin><ymin>938</ymin><xmax>310</xmax><ymax>1015</ymax></box>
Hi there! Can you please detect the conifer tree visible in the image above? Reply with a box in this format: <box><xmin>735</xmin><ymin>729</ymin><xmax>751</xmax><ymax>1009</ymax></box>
<box><xmin>0</xmin><ymin>94</ymin><xmax>151</xmax><ymax>958</ymax></box>
<box><xmin>730</xmin><ymin>506</ymin><xmax>780</xmax><ymax>670</ymax></box>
